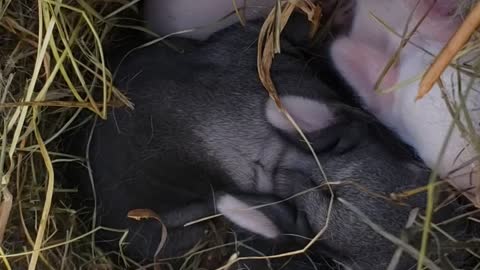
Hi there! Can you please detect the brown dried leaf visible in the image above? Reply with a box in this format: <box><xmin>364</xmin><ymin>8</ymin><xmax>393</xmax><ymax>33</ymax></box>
<box><xmin>127</xmin><ymin>208</ymin><xmax>168</xmax><ymax>269</ymax></box>
<box><xmin>127</xmin><ymin>208</ymin><xmax>162</xmax><ymax>222</ymax></box>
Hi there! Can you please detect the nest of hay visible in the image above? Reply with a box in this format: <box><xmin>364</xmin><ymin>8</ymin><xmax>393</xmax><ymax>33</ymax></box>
<box><xmin>0</xmin><ymin>0</ymin><xmax>131</xmax><ymax>269</ymax></box>
<box><xmin>0</xmin><ymin>0</ymin><xmax>479</xmax><ymax>269</ymax></box>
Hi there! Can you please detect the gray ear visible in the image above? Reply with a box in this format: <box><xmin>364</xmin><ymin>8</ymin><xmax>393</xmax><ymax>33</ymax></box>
<box><xmin>265</xmin><ymin>96</ymin><xmax>335</xmax><ymax>134</ymax></box>
<box><xmin>216</xmin><ymin>193</ymin><xmax>311</xmax><ymax>239</ymax></box>
<box><xmin>217</xmin><ymin>194</ymin><xmax>280</xmax><ymax>238</ymax></box>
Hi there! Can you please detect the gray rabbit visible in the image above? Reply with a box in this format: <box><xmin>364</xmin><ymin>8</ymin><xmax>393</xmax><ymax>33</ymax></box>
<box><xmin>66</xmin><ymin>17</ymin><xmax>469</xmax><ymax>270</ymax></box>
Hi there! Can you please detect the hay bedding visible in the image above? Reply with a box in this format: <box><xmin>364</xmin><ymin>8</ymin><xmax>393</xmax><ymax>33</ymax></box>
<box><xmin>0</xmin><ymin>0</ymin><xmax>131</xmax><ymax>269</ymax></box>
<box><xmin>0</xmin><ymin>0</ymin><xmax>479</xmax><ymax>269</ymax></box>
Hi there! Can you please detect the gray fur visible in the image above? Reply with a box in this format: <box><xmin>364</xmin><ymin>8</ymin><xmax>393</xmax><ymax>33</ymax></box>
<box><xmin>76</xmin><ymin>20</ymin><xmax>449</xmax><ymax>270</ymax></box>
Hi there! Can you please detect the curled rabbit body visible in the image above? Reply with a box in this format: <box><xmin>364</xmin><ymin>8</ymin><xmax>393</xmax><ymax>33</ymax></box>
<box><xmin>330</xmin><ymin>0</ymin><xmax>480</xmax><ymax>205</ymax></box>
<box><xmin>67</xmin><ymin>19</ymin><xmax>444</xmax><ymax>270</ymax></box>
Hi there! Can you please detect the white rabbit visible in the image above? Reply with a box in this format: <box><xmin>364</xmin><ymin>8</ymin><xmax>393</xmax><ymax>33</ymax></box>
<box><xmin>143</xmin><ymin>0</ymin><xmax>276</xmax><ymax>40</ymax></box>
<box><xmin>330</xmin><ymin>0</ymin><xmax>480</xmax><ymax>205</ymax></box>
<box><xmin>142</xmin><ymin>0</ymin><xmax>355</xmax><ymax>41</ymax></box>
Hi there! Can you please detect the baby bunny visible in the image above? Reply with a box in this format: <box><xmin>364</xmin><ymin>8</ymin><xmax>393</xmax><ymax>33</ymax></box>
<box><xmin>330</xmin><ymin>0</ymin><xmax>480</xmax><ymax>205</ymax></box>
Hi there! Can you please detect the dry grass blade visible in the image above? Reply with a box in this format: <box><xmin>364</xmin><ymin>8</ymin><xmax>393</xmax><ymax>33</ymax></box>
<box><xmin>127</xmin><ymin>208</ymin><xmax>168</xmax><ymax>266</ymax></box>
<box><xmin>337</xmin><ymin>198</ymin><xmax>442</xmax><ymax>270</ymax></box>
<box><xmin>257</xmin><ymin>0</ymin><xmax>297</xmax><ymax>107</ymax></box>
<box><xmin>0</xmin><ymin>100</ymin><xmax>126</xmax><ymax>109</ymax></box>
<box><xmin>184</xmin><ymin>181</ymin><xmax>344</xmax><ymax>228</ymax></box>
<box><xmin>0</xmin><ymin>188</ymin><xmax>12</xmax><ymax>244</ymax></box>
<box><xmin>257</xmin><ymin>0</ymin><xmax>321</xmax><ymax>108</ymax></box>
<box><xmin>28</xmin><ymin>107</ymin><xmax>56</xmax><ymax>270</ymax></box>
<box><xmin>0</xmin><ymin>0</ymin><xmax>131</xmax><ymax>269</ymax></box>
<box><xmin>417</xmin><ymin>1</ymin><xmax>480</xmax><ymax>99</ymax></box>
<box><xmin>371</xmin><ymin>0</ymin><xmax>428</xmax><ymax>93</ymax></box>
<box><xmin>390</xmin><ymin>181</ymin><xmax>447</xmax><ymax>201</ymax></box>
<box><xmin>255</xmin><ymin>6</ymin><xmax>344</xmax><ymax>269</ymax></box>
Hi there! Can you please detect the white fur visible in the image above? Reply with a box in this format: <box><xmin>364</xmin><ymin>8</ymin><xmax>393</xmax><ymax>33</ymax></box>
<box><xmin>217</xmin><ymin>194</ymin><xmax>279</xmax><ymax>238</ymax></box>
<box><xmin>331</xmin><ymin>0</ymin><xmax>480</xmax><ymax>204</ymax></box>
<box><xmin>265</xmin><ymin>95</ymin><xmax>334</xmax><ymax>133</ymax></box>
<box><xmin>143</xmin><ymin>0</ymin><xmax>276</xmax><ymax>40</ymax></box>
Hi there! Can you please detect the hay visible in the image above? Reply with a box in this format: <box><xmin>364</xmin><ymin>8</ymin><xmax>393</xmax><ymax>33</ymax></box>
<box><xmin>0</xmin><ymin>0</ymin><xmax>130</xmax><ymax>269</ymax></box>
<box><xmin>0</xmin><ymin>0</ymin><xmax>479</xmax><ymax>269</ymax></box>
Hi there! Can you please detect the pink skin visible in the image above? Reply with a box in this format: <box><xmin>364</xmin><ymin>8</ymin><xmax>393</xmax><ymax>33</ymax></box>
<box><xmin>331</xmin><ymin>0</ymin><xmax>480</xmax><ymax>205</ymax></box>
<box><xmin>330</xmin><ymin>36</ymin><xmax>397</xmax><ymax>115</ymax></box>
<box><xmin>404</xmin><ymin>0</ymin><xmax>462</xmax><ymax>43</ymax></box>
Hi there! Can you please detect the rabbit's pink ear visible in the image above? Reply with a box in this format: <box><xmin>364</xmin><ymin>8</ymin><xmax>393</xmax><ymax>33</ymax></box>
<box><xmin>404</xmin><ymin>0</ymin><xmax>457</xmax><ymax>18</ymax></box>
<box><xmin>403</xmin><ymin>0</ymin><xmax>460</xmax><ymax>42</ymax></box>
<box><xmin>330</xmin><ymin>36</ymin><xmax>397</xmax><ymax>114</ymax></box>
